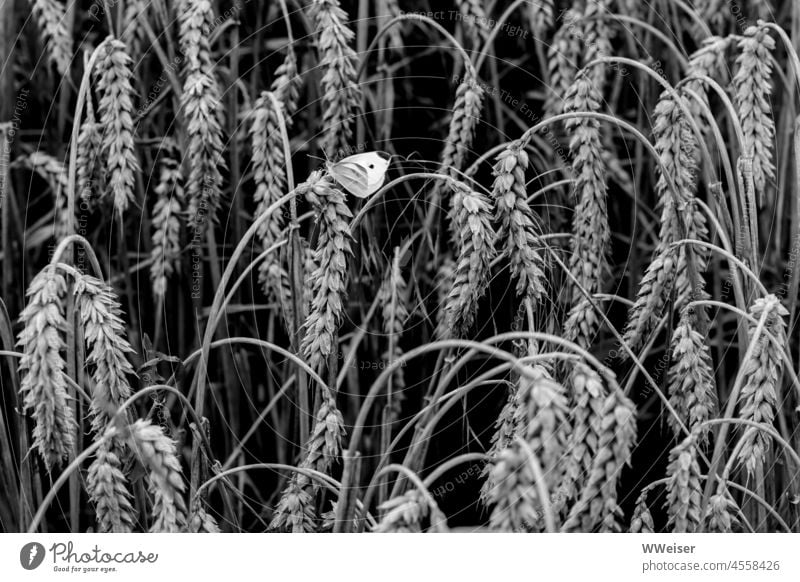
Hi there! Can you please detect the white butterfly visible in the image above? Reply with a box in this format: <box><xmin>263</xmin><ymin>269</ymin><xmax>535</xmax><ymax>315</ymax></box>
<box><xmin>326</xmin><ymin>151</ymin><xmax>391</xmax><ymax>198</ymax></box>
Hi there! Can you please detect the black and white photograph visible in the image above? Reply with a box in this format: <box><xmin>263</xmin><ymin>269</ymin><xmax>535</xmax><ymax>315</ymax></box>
<box><xmin>0</xmin><ymin>0</ymin><xmax>799</xmax><ymax>578</ymax></box>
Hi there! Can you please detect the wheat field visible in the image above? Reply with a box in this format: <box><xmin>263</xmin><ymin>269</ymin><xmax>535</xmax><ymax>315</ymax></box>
<box><xmin>0</xmin><ymin>0</ymin><xmax>798</xmax><ymax>534</ymax></box>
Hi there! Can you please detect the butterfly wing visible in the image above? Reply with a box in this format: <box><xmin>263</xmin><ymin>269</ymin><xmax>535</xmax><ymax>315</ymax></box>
<box><xmin>330</xmin><ymin>161</ymin><xmax>369</xmax><ymax>197</ymax></box>
<box><xmin>337</xmin><ymin>152</ymin><xmax>391</xmax><ymax>197</ymax></box>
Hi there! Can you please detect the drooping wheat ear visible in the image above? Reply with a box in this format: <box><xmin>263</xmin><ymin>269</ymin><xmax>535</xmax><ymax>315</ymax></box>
<box><xmin>563</xmin><ymin>381</ymin><xmax>637</xmax><ymax>532</ymax></box>
<box><xmin>76</xmin><ymin>99</ymin><xmax>103</xmax><ymax>207</ymax></box>
<box><xmin>127</xmin><ymin>419</ymin><xmax>188</xmax><ymax>533</ymax></box>
<box><xmin>150</xmin><ymin>155</ymin><xmax>184</xmax><ymax>298</ymax></box>
<box><xmin>480</xmin><ymin>381</ymin><xmax>521</xmax><ymax>504</ymax></box>
<box><xmin>250</xmin><ymin>91</ymin><xmax>287</xmax><ymax>297</ymax></box>
<box><xmin>434</xmin><ymin>255</ymin><xmax>456</xmax><ymax>339</ymax></box>
<box><xmin>559</xmin><ymin>362</ymin><xmax>607</xmax><ymax>508</ymax></box>
<box><xmin>94</xmin><ymin>38</ymin><xmax>139</xmax><ymax>218</ymax></box>
<box><xmin>440</xmin><ymin>66</ymin><xmax>483</xmax><ymax>177</ymax></box>
<box><xmin>27</xmin><ymin>0</ymin><xmax>72</xmax><ymax>76</ymax></box>
<box><xmin>443</xmin><ymin>181</ymin><xmax>496</xmax><ymax>337</ymax></box>
<box><xmin>564</xmin><ymin>72</ymin><xmax>608</xmax><ymax>300</ymax></box>
<box><xmin>375</xmin><ymin>489</ymin><xmax>448</xmax><ymax>533</ymax></box>
<box><xmin>74</xmin><ymin>274</ymin><xmax>139</xmax><ymax>532</ymax></box>
<box><xmin>685</xmin><ymin>36</ymin><xmax>731</xmax><ymax>125</ymax></box>
<box><xmin>21</xmin><ymin>151</ymin><xmax>70</xmax><ymax>238</ymax></box>
<box><xmin>189</xmin><ymin>499</ymin><xmax>221</xmax><ymax>533</ymax></box>
<box><xmin>17</xmin><ymin>266</ymin><xmax>74</xmax><ymax>471</ymax></box>
<box><xmin>524</xmin><ymin>0</ymin><xmax>554</xmax><ymax>37</ymax></box>
<box><xmin>379</xmin><ymin>249</ymin><xmax>409</xmax><ymax>420</ymax></box>
<box><xmin>736</xmin><ymin>294</ymin><xmax>787</xmax><ymax>476</ymax></box>
<box><xmin>300</xmin><ymin>171</ymin><xmax>352</xmax><ymax>370</ymax></box>
<box><xmin>179</xmin><ymin>0</ymin><xmax>225</xmax><ymax>225</ymax></box>
<box><xmin>74</xmin><ymin>274</ymin><xmax>136</xmax><ymax>432</ymax></box>
<box><xmin>270</xmin><ymin>473</ymin><xmax>317</xmax><ymax>532</ymax></box>
<box><xmin>629</xmin><ymin>489</ymin><xmax>655</xmax><ymax>533</ymax></box>
<box><xmin>301</xmin><ymin>388</ymin><xmax>346</xmax><ymax>477</ymax></box>
<box><xmin>490</xmin><ymin>140</ymin><xmax>547</xmax><ymax>310</ymax></box>
<box><xmin>486</xmin><ymin>366</ymin><xmax>569</xmax><ymax>531</ymax></box>
<box><xmin>87</xmin><ymin>439</ymin><xmax>135</xmax><ymax>532</ymax></box>
<box><xmin>308</xmin><ymin>0</ymin><xmax>363</xmax><ymax>156</ymax></box>
<box><xmin>561</xmin><ymin>74</ymin><xmax>608</xmax><ymax>347</ymax></box>
<box><xmin>664</xmin><ymin>435</ymin><xmax>702</xmax><ymax>533</ymax></box>
<box><xmin>121</xmin><ymin>0</ymin><xmax>149</xmax><ymax>57</ymax></box>
<box><xmin>481</xmin><ymin>366</ymin><xmax>564</xmax><ymax>503</ymax></box>
<box><xmin>695</xmin><ymin>0</ymin><xmax>727</xmax><ymax>35</ymax></box>
<box><xmin>666</xmin><ymin>309</ymin><xmax>717</xmax><ymax>448</ymax></box>
<box><xmin>581</xmin><ymin>0</ymin><xmax>612</xmax><ymax>88</ymax></box>
<box><xmin>545</xmin><ymin>9</ymin><xmax>582</xmax><ymax>118</ymax></box>
<box><xmin>705</xmin><ymin>490</ymin><xmax>739</xmax><ymax>533</ymax></box>
<box><xmin>622</xmin><ymin>91</ymin><xmax>699</xmax><ymax>354</ymax></box>
<box><xmin>454</xmin><ymin>0</ymin><xmax>489</xmax><ymax>46</ymax></box>
<box><xmin>734</xmin><ymin>25</ymin><xmax>776</xmax><ymax>205</ymax></box>
<box><xmin>270</xmin><ymin>48</ymin><xmax>302</xmax><ymax>125</ymax></box>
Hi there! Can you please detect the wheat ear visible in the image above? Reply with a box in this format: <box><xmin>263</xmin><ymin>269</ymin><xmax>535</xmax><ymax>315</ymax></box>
<box><xmin>563</xmin><ymin>379</ymin><xmax>637</xmax><ymax>532</ymax></box>
<box><xmin>664</xmin><ymin>435</ymin><xmax>702</xmax><ymax>533</ymax></box>
<box><xmin>524</xmin><ymin>0</ymin><xmax>554</xmax><ymax>37</ymax></box>
<box><xmin>375</xmin><ymin>490</ymin><xmax>448</xmax><ymax>533</ymax></box>
<box><xmin>17</xmin><ymin>266</ymin><xmax>74</xmax><ymax>470</ymax></box>
<box><xmin>150</xmin><ymin>155</ymin><xmax>184</xmax><ymax>298</ymax></box>
<box><xmin>491</xmin><ymin>140</ymin><xmax>547</xmax><ymax>307</ymax></box>
<box><xmin>27</xmin><ymin>0</ymin><xmax>72</xmax><ymax>76</ymax></box>
<box><xmin>20</xmin><ymin>151</ymin><xmax>70</xmax><ymax>238</ymax></box>
<box><xmin>629</xmin><ymin>489</ymin><xmax>655</xmax><ymax>533</ymax></box>
<box><xmin>736</xmin><ymin>294</ymin><xmax>787</xmax><ymax>476</ymax></box>
<box><xmin>622</xmin><ymin>91</ymin><xmax>699</xmax><ymax>353</ymax></box>
<box><xmin>179</xmin><ymin>0</ymin><xmax>226</xmax><ymax>225</ymax></box>
<box><xmin>454</xmin><ymin>0</ymin><xmax>489</xmax><ymax>46</ymax></box>
<box><xmin>300</xmin><ymin>171</ymin><xmax>353</xmax><ymax>370</ymax></box>
<box><xmin>734</xmin><ymin>25</ymin><xmax>776</xmax><ymax>204</ymax></box>
<box><xmin>127</xmin><ymin>419</ymin><xmax>188</xmax><ymax>533</ymax></box>
<box><xmin>308</xmin><ymin>0</ymin><xmax>363</xmax><ymax>156</ymax></box>
<box><xmin>667</xmin><ymin>309</ymin><xmax>717</xmax><ymax>448</ymax></box>
<box><xmin>76</xmin><ymin>98</ymin><xmax>103</xmax><ymax>207</ymax></box>
<box><xmin>95</xmin><ymin>38</ymin><xmax>139</xmax><ymax>218</ymax></box>
<box><xmin>443</xmin><ymin>181</ymin><xmax>496</xmax><ymax>337</ymax></box>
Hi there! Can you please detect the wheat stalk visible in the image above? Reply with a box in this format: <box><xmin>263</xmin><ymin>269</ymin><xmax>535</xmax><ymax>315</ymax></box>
<box><xmin>150</xmin><ymin>155</ymin><xmax>184</xmax><ymax>298</ymax></box>
<box><xmin>667</xmin><ymin>309</ymin><xmax>717</xmax><ymax>448</ymax></box>
<box><xmin>179</xmin><ymin>0</ymin><xmax>226</xmax><ymax>225</ymax></box>
<box><xmin>379</xmin><ymin>248</ymin><xmax>409</xmax><ymax>420</ymax></box>
<box><xmin>734</xmin><ymin>25</ymin><xmax>776</xmax><ymax>205</ymax></box>
<box><xmin>443</xmin><ymin>181</ymin><xmax>496</xmax><ymax>337</ymax></box>
<box><xmin>308</xmin><ymin>0</ymin><xmax>363</xmax><ymax>156</ymax></box>
<box><xmin>17</xmin><ymin>266</ymin><xmax>74</xmax><ymax>471</ymax></box>
<box><xmin>736</xmin><ymin>294</ymin><xmax>787</xmax><ymax>476</ymax></box>
<box><xmin>127</xmin><ymin>419</ymin><xmax>188</xmax><ymax>533</ymax></box>
<box><xmin>664</xmin><ymin>435</ymin><xmax>702</xmax><ymax>533</ymax></box>
<box><xmin>27</xmin><ymin>0</ymin><xmax>72</xmax><ymax>76</ymax></box>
